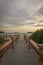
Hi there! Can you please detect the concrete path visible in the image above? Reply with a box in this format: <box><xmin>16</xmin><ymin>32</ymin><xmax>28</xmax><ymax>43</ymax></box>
<box><xmin>1</xmin><ymin>34</ymin><xmax>39</xmax><ymax>65</ymax></box>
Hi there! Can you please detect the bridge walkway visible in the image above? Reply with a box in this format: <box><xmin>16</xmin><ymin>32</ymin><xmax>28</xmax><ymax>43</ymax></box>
<box><xmin>1</xmin><ymin>34</ymin><xmax>39</xmax><ymax>65</ymax></box>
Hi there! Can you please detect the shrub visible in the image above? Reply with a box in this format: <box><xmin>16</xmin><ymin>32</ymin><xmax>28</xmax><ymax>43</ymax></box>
<box><xmin>31</xmin><ymin>29</ymin><xmax>43</xmax><ymax>44</ymax></box>
<box><xmin>0</xmin><ymin>36</ymin><xmax>4</xmax><ymax>44</ymax></box>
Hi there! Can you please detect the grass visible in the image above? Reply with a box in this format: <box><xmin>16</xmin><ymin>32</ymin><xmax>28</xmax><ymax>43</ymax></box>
<box><xmin>0</xmin><ymin>36</ymin><xmax>4</xmax><ymax>44</ymax></box>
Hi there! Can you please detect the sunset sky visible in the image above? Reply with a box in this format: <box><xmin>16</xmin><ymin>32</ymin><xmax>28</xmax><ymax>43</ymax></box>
<box><xmin>0</xmin><ymin>0</ymin><xmax>43</xmax><ymax>33</ymax></box>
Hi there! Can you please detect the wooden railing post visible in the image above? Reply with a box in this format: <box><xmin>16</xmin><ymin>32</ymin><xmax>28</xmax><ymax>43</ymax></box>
<box><xmin>38</xmin><ymin>45</ymin><xmax>43</xmax><ymax>65</ymax></box>
<box><xmin>24</xmin><ymin>34</ymin><xmax>28</xmax><ymax>43</ymax></box>
<box><xmin>11</xmin><ymin>37</ymin><xmax>14</xmax><ymax>49</ymax></box>
<box><xmin>15</xmin><ymin>35</ymin><xmax>19</xmax><ymax>42</ymax></box>
<box><xmin>28</xmin><ymin>37</ymin><xmax>31</xmax><ymax>49</ymax></box>
<box><xmin>24</xmin><ymin>35</ymin><xmax>31</xmax><ymax>48</ymax></box>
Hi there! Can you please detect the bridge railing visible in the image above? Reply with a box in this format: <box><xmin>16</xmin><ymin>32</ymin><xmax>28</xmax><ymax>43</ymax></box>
<box><xmin>24</xmin><ymin>34</ymin><xmax>43</xmax><ymax>65</ymax></box>
<box><xmin>38</xmin><ymin>44</ymin><xmax>43</xmax><ymax>65</ymax></box>
<box><xmin>0</xmin><ymin>35</ymin><xmax>19</xmax><ymax>60</ymax></box>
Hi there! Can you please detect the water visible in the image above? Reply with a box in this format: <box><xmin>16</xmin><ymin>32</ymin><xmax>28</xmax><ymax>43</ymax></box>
<box><xmin>25</xmin><ymin>33</ymin><xmax>32</xmax><ymax>37</ymax></box>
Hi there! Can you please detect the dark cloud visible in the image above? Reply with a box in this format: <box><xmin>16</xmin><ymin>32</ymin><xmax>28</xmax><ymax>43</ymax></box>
<box><xmin>39</xmin><ymin>20</ymin><xmax>43</xmax><ymax>22</ymax></box>
<box><xmin>0</xmin><ymin>0</ymin><xmax>43</xmax><ymax>19</ymax></box>
<box><xmin>37</xmin><ymin>6</ymin><xmax>43</xmax><ymax>15</ymax></box>
<box><xmin>0</xmin><ymin>0</ymin><xmax>43</xmax><ymax>28</ymax></box>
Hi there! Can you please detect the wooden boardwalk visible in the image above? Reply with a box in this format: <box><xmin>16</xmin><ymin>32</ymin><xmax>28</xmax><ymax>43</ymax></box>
<box><xmin>1</xmin><ymin>34</ymin><xmax>39</xmax><ymax>65</ymax></box>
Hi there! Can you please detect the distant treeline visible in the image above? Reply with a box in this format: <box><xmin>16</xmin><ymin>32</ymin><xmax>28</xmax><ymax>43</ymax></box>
<box><xmin>27</xmin><ymin>32</ymin><xmax>32</xmax><ymax>33</ymax></box>
<box><xmin>0</xmin><ymin>31</ymin><xmax>5</xmax><ymax>33</ymax></box>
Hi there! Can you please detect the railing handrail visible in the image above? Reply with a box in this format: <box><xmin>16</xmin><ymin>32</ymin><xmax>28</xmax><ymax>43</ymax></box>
<box><xmin>24</xmin><ymin>35</ymin><xmax>43</xmax><ymax>65</ymax></box>
<box><xmin>0</xmin><ymin>40</ymin><xmax>12</xmax><ymax>53</ymax></box>
<box><xmin>0</xmin><ymin>35</ymin><xmax>19</xmax><ymax>59</ymax></box>
<box><xmin>29</xmin><ymin>39</ymin><xmax>39</xmax><ymax>54</ymax></box>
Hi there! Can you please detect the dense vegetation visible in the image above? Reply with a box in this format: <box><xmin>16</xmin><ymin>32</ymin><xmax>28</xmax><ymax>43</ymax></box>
<box><xmin>31</xmin><ymin>29</ymin><xmax>43</xmax><ymax>44</ymax></box>
<box><xmin>0</xmin><ymin>36</ymin><xmax>4</xmax><ymax>44</ymax></box>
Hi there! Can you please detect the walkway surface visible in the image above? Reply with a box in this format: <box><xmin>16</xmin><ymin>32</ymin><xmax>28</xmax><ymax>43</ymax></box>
<box><xmin>1</xmin><ymin>34</ymin><xmax>39</xmax><ymax>65</ymax></box>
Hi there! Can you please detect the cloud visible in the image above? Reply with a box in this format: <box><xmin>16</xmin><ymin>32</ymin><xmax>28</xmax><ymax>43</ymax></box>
<box><xmin>0</xmin><ymin>0</ymin><xmax>43</xmax><ymax>32</ymax></box>
<box><xmin>39</xmin><ymin>20</ymin><xmax>43</xmax><ymax>22</ymax></box>
<box><xmin>37</xmin><ymin>6</ymin><xmax>43</xmax><ymax>15</ymax></box>
<box><xmin>0</xmin><ymin>0</ymin><xmax>43</xmax><ymax>19</ymax></box>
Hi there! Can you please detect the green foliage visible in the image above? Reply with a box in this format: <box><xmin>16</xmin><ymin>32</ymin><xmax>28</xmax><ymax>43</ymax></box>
<box><xmin>31</xmin><ymin>29</ymin><xmax>43</xmax><ymax>44</ymax></box>
<box><xmin>0</xmin><ymin>36</ymin><xmax>4</xmax><ymax>44</ymax></box>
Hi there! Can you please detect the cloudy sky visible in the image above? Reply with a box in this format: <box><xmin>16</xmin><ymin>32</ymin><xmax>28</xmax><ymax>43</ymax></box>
<box><xmin>0</xmin><ymin>0</ymin><xmax>43</xmax><ymax>32</ymax></box>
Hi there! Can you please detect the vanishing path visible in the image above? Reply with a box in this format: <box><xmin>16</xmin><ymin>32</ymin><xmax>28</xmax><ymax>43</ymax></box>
<box><xmin>1</xmin><ymin>34</ymin><xmax>39</xmax><ymax>65</ymax></box>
